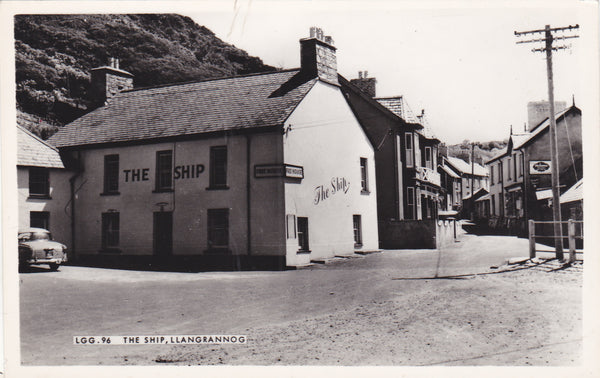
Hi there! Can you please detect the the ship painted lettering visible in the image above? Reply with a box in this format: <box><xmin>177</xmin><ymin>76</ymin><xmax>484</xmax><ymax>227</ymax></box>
<box><xmin>314</xmin><ymin>177</ymin><xmax>350</xmax><ymax>205</ymax></box>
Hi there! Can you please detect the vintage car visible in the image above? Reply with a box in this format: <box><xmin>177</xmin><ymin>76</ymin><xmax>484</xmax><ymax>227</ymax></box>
<box><xmin>18</xmin><ymin>228</ymin><xmax>67</xmax><ymax>270</ymax></box>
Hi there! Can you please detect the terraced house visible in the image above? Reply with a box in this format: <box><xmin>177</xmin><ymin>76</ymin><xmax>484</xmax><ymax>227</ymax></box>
<box><xmin>47</xmin><ymin>28</ymin><xmax>379</xmax><ymax>269</ymax></box>
<box><xmin>485</xmin><ymin>103</ymin><xmax>582</xmax><ymax>235</ymax></box>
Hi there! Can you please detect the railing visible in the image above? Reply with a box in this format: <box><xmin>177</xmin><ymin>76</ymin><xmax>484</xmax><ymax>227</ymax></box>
<box><xmin>415</xmin><ymin>166</ymin><xmax>441</xmax><ymax>186</ymax></box>
<box><xmin>528</xmin><ymin>219</ymin><xmax>583</xmax><ymax>263</ymax></box>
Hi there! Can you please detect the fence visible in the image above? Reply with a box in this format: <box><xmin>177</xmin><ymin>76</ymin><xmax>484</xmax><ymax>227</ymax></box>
<box><xmin>528</xmin><ymin>219</ymin><xmax>584</xmax><ymax>262</ymax></box>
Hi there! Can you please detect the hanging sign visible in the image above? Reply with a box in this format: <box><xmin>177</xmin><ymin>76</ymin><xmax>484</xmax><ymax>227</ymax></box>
<box><xmin>529</xmin><ymin>160</ymin><xmax>551</xmax><ymax>175</ymax></box>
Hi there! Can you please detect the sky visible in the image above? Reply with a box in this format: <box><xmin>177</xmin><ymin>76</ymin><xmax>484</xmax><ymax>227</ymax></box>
<box><xmin>184</xmin><ymin>0</ymin><xmax>595</xmax><ymax>144</ymax></box>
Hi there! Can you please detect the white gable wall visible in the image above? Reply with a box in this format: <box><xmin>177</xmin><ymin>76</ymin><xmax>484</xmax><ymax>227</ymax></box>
<box><xmin>283</xmin><ymin>81</ymin><xmax>379</xmax><ymax>265</ymax></box>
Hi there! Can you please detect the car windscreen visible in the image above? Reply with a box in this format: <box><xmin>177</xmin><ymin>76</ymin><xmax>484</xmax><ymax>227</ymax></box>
<box><xmin>30</xmin><ymin>232</ymin><xmax>51</xmax><ymax>241</ymax></box>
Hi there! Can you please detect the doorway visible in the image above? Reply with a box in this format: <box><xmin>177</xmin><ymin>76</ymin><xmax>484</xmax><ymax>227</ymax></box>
<box><xmin>153</xmin><ymin>211</ymin><xmax>173</xmax><ymax>255</ymax></box>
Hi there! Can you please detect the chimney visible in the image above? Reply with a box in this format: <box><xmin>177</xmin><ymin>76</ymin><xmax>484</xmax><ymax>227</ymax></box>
<box><xmin>527</xmin><ymin>100</ymin><xmax>567</xmax><ymax>131</ymax></box>
<box><xmin>350</xmin><ymin>70</ymin><xmax>377</xmax><ymax>97</ymax></box>
<box><xmin>300</xmin><ymin>27</ymin><xmax>338</xmax><ymax>85</ymax></box>
<box><xmin>90</xmin><ymin>57</ymin><xmax>134</xmax><ymax>107</ymax></box>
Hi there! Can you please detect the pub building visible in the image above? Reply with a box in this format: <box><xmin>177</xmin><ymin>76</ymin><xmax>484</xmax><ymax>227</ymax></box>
<box><xmin>48</xmin><ymin>28</ymin><xmax>379</xmax><ymax>269</ymax></box>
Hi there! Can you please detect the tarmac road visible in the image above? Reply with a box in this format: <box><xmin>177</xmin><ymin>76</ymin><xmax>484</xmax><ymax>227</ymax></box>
<box><xmin>17</xmin><ymin>234</ymin><xmax>582</xmax><ymax>366</ymax></box>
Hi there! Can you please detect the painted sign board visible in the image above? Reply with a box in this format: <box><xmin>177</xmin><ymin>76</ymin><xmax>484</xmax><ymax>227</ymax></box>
<box><xmin>255</xmin><ymin>164</ymin><xmax>304</xmax><ymax>179</ymax></box>
<box><xmin>529</xmin><ymin>160</ymin><xmax>552</xmax><ymax>175</ymax></box>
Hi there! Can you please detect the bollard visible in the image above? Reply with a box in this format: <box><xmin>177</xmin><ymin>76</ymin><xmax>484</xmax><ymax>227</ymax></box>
<box><xmin>568</xmin><ymin>219</ymin><xmax>576</xmax><ymax>263</ymax></box>
<box><xmin>528</xmin><ymin>219</ymin><xmax>536</xmax><ymax>259</ymax></box>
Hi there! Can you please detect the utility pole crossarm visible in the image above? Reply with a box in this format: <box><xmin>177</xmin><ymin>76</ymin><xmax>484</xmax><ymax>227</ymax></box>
<box><xmin>514</xmin><ymin>24</ymin><xmax>579</xmax><ymax>36</ymax></box>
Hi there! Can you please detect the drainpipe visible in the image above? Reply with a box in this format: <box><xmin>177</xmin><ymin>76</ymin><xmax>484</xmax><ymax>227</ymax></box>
<box><xmin>246</xmin><ymin>134</ymin><xmax>252</xmax><ymax>258</ymax></box>
<box><xmin>69</xmin><ymin>151</ymin><xmax>83</xmax><ymax>262</ymax></box>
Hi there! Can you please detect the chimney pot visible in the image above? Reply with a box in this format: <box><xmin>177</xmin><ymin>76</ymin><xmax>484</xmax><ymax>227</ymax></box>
<box><xmin>358</xmin><ymin>71</ymin><xmax>363</xmax><ymax>79</ymax></box>
<box><xmin>115</xmin><ymin>58</ymin><xmax>119</xmax><ymax>69</ymax></box>
<box><xmin>364</xmin><ymin>70</ymin><xmax>368</xmax><ymax>78</ymax></box>
<box><xmin>300</xmin><ymin>27</ymin><xmax>338</xmax><ymax>85</ymax></box>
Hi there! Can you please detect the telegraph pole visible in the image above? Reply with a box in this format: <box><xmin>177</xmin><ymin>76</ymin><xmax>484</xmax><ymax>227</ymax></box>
<box><xmin>514</xmin><ymin>24</ymin><xmax>579</xmax><ymax>260</ymax></box>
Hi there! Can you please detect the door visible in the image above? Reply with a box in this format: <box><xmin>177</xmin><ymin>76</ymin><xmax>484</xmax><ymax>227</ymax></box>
<box><xmin>153</xmin><ymin>212</ymin><xmax>173</xmax><ymax>255</ymax></box>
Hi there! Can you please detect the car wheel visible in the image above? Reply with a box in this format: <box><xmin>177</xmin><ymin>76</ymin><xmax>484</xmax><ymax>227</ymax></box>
<box><xmin>49</xmin><ymin>263</ymin><xmax>60</xmax><ymax>271</ymax></box>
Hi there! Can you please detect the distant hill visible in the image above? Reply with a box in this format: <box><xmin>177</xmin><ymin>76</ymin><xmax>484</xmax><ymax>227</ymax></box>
<box><xmin>443</xmin><ymin>139</ymin><xmax>507</xmax><ymax>166</ymax></box>
<box><xmin>14</xmin><ymin>14</ymin><xmax>275</xmax><ymax>137</ymax></box>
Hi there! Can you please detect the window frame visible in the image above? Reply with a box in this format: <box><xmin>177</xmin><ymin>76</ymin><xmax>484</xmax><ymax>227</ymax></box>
<box><xmin>353</xmin><ymin>214</ymin><xmax>363</xmax><ymax>247</ymax></box>
<box><xmin>103</xmin><ymin>154</ymin><xmax>120</xmax><ymax>194</ymax></box>
<box><xmin>28</xmin><ymin>167</ymin><xmax>50</xmax><ymax>198</ymax></box>
<box><xmin>207</xmin><ymin>208</ymin><xmax>230</xmax><ymax>251</ymax></box>
<box><xmin>101</xmin><ymin>212</ymin><xmax>120</xmax><ymax>252</ymax></box>
<box><xmin>360</xmin><ymin>157</ymin><xmax>369</xmax><ymax>193</ymax></box>
<box><xmin>424</xmin><ymin>146</ymin><xmax>432</xmax><ymax>169</ymax></box>
<box><xmin>208</xmin><ymin>145</ymin><xmax>228</xmax><ymax>189</ymax></box>
<box><xmin>155</xmin><ymin>150</ymin><xmax>173</xmax><ymax>192</ymax></box>
<box><xmin>297</xmin><ymin>217</ymin><xmax>310</xmax><ymax>252</ymax></box>
<box><xmin>30</xmin><ymin>211</ymin><xmax>50</xmax><ymax>230</ymax></box>
<box><xmin>406</xmin><ymin>186</ymin><xmax>415</xmax><ymax>219</ymax></box>
<box><xmin>405</xmin><ymin>132</ymin><xmax>414</xmax><ymax>168</ymax></box>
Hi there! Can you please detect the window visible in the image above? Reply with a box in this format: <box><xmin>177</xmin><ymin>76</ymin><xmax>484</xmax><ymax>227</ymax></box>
<box><xmin>405</xmin><ymin>133</ymin><xmax>413</xmax><ymax>168</ymax></box>
<box><xmin>424</xmin><ymin>147</ymin><xmax>432</xmax><ymax>169</ymax></box>
<box><xmin>490</xmin><ymin>165</ymin><xmax>495</xmax><ymax>184</ymax></box>
<box><xmin>353</xmin><ymin>215</ymin><xmax>362</xmax><ymax>247</ymax></box>
<box><xmin>209</xmin><ymin>146</ymin><xmax>228</xmax><ymax>188</ymax></box>
<box><xmin>406</xmin><ymin>187</ymin><xmax>415</xmax><ymax>219</ymax></box>
<box><xmin>29</xmin><ymin>167</ymin><xmax>49</xmax><ymax>197</ymax></box>
<box><xmin>507</xmin><ymin>157</ymin><xmax>512</xmax><ymax>180</ymax></box>
<box><xmin>518</xmin><ymin>154</ymin><xmax>523</xmax><ymax>177</ymax></box>
<box><xmin>207</xmin><ymin>209</ymin><xmax>229</xmax><ymax>250</ymax></box>
<box><xmin>103</xmin><ymin>154</ymin><xmax>119</xmax><ymax>194</ymax></box>
<box><xmin>360</xmin><ymin>157</ymin><xmax>369</xmax><ymax>193</ymax></box>
<box><xmin>513</xmin><ymin>154</ymin><xmax>517</xmax><ymax>180</ymax></box>
<box><xmin>30</xmin><ymin>211</ymin><xmax>49</xmax><ymax>230</ymax></box>
<box><xmin>491</xmin><ymin>194</ymin><xmax>496</xmax><ymax>215</ymax></box>
<box><xmin>297</xmin><ymin>217</ymin><xmax>309</xmax><ymax>251</ymax></box>
<box><xmin>101</xmin><ymin>212</ymin><xmax>120</xmax><ymax>250</ymax></box>
<box><xmin>498</xmin><ymin>161</ymin><xmax>503</xmax><ymax>183</ymax></box>
<box><xmin>155</xmin><ymin>150</ymin><xmax>173</xmax><ymax>191</ymax></box>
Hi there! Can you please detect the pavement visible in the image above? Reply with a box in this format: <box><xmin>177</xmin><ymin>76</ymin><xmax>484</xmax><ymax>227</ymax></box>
<box><xmin>16</xmin><ymin>233</ymin><xmax>583</xmax><ymax>367</ymax></box>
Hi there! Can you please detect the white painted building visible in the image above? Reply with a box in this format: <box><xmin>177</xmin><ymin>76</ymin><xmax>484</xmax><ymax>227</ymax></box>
<box><xmin>48</xmin><ymin>28</ymin><xmax>379</xmax><ymax>269</ymax></box>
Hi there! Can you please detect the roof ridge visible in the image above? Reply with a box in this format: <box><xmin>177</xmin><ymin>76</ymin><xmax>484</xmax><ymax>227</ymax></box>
<box><xmin>125</xmin><ymin>68</ymin><xmax>297</xmax><ymax>93</ymax></box>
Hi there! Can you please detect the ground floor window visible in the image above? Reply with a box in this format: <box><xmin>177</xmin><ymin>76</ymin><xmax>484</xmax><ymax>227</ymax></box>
<box><xmin>101</xmin><ymin>212</ymin><xmax>120</xmax><ymax>251</ymax></box>
<box><xmin>406</xmin><ymin>187</ymin><xmax>415</xmax><ymax>219</ymax></box>
<box><xmin>207</xmin><ymin>209</ymin><xmax>229</xmax><ymax>251</ymax></box>
<box><xmin>353</xmin><ymin>215</ymin><xmax>362</xmax><ymax>247</ymax></box>
<box><xmin>30</xmin><ymin>211</ymin><xmax>49</xmax><ymax>230</ymax></box>
<box><xmin>297</xmin><ymin>217</ymin><xmax>309</xmax><ymax>252</ymax></box>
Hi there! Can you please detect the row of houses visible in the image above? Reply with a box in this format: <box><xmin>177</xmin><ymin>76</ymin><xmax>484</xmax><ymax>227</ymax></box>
<box><xmin>475</xmin><ymin>102</ymin><xmax>583</xmax><ymax>236</ymax></box>
<box><xmin>17</xmin><ymin>27</ymin><xmax>485</xmax><ymax>269</ymax></box>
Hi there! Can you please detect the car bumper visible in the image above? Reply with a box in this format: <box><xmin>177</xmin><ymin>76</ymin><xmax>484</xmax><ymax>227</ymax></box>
<box><xmin>24</xmin><ymin>255</ymin><xmax>67</xmax><ymax>265</ymax></box>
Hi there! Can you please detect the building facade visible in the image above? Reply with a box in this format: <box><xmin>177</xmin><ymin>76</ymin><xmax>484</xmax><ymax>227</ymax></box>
<box><xmin>47</xmin><ymin>28</ymin><xmax>379</xmax><ymax>269</ymax></box>
<box><xmin>17</xmin><ymin>126</ymin><xmax>72</xmax><ymax>248</ymax></box>
<box><xmin>485</xmin><ymin>105</ymin><xmax>582</xmax><ymax>235</ymax></box>
<box><xmin>340</xmin><ymin>75</ymin><xmax>444</xmax><ymax>249</ymax></box>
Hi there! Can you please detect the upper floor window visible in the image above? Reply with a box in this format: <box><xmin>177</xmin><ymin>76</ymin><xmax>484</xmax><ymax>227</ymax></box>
<box><xmin>103</xmin><ymin>154</ymin><xmax>119</xmax><ymax>194</ymax></box>
<box><xmin>507</xmin><ymin>157</ymin><xmax>512</xmax><ymax>180</ymax></box>
<box><xmin>498</xmin><ymin>161</ymin><xmax>503</xmax><ymax>183</ymax></box>
<box><xmin>155</xmin><ymin>150</ymin><xmax>173</xmax><ymax>191</ymax></box>
<box><xmin>424</xmin><ymin>147</ymin><xmax>432</xmax><ymax>169</ymax></box>
<box><xmin>405</xmin><ymin>133</ymin><xmax>414</xmax><ymax>168</ymax></box>
<box><xmin>209</xmin><ymin>146</ymin><xmax>228</xmax><ymax>189</ymax></box>
<box><xmin>360</xmin><ymin>157</ymin><xmax>369</xmax><ymax>193</ymax></box>
<box><xmin>29</xmin><ymin>167</ymin><xmax>49</xmax><ymax>197</ymax></box>
<box><xmin>490</xmin><ymin>165</ymin><xmax>495</xmax><ymax>184</ymax></box>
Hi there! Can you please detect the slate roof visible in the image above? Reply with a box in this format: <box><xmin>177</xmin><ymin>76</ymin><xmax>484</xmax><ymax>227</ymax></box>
<box><xmin>439</xmin><ymin>163</ymin><xmax>460</xmax><ymax>179</ymax></box>
<box><xmin>17</xmin><ymin>126</ymin><xmax>65</xmax><ymax>168</ymax></box>
<box><xmin>446</xmin><ymin>156</ymin><xmax>488</xmax><ymax>177</ymax></box>
<box><xmin>560</xmin><ymin>178</ymin><xmax>583</xmax><ymax>204</ymax></box>
<box><xmin>49</xmin><ymin>69</ymin><xmax>318</xmax><ymax>148</ymax></box>
<box><xmin>375</xmin><ymin>96</ymin><xmax>438</xmax><ymax>140</ymax></box>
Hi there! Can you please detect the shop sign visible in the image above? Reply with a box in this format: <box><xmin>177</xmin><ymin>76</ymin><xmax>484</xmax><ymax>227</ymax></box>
<box><xmin>255</xmin><ymin>164</ymin><xmax>304</xmax><ymax>179</ymax></box>
<box><xmin>123</xmin><ymin>164</ymin><xmax>204</xmax><ymax>182</ymax></box>
<box><xmin>529</xmin><ymin>160</ymin><xmax>551</xmax><ymax>175</ymax></box>
<box><xmin>314</xmin><ymin>177</ymin><xmax>350</xmax><ymax>205</ymax></box>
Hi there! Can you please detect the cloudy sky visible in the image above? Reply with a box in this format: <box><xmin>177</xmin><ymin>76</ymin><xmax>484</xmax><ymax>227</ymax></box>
<box><xmin>186</xmin><ymin>0</ymin><xmax>595</xmax><ymax>144</ymax></box>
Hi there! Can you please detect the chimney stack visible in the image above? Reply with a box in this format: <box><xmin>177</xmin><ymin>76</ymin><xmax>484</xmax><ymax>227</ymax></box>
<box><xmin>300</xmin><ymin>27</ymin><xmax>338</xmax><ymax>85</ymax></box>
<box><xmin>350</xmin><ymin>70</ymin><xmax>377</xmax><ymax>97</ymax></box>
<box><xmin>90</xmin><ymin>57</ymin><xmax>134</xmax><ymax>107</ymax></box>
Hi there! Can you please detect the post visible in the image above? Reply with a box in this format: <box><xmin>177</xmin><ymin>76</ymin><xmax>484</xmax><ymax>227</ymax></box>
<box><xmin>544</xmin><ymin>25</ymin><xmax>564</xmax><ymax>260</ymax></box>
<box><xmin>528</xmin><ymin>219</ymin><xmax>536</xmax><ymax>259</ymax></box>
<box><xmin>568</xmin><ymin>219</ymin><xmax>576</xmax><ymax>263</ymax></box>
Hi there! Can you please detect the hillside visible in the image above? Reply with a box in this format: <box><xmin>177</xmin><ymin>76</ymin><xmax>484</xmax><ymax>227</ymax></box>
<box><xmin>14</xmin><ymin>14</ymin><xmax>275</xmax><ymax>136</ymax></box>
<box><xmin>443</xmin><ymin>139</ymin><xmax>507</xmax><ymax>165</ymax></box>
